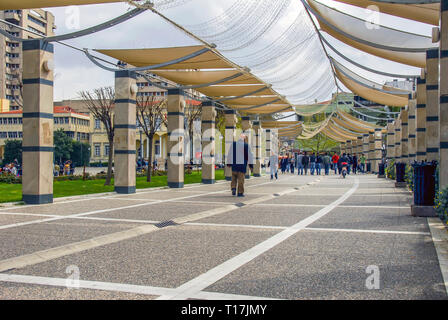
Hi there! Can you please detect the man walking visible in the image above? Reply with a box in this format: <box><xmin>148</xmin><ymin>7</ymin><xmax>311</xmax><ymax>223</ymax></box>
<box><xmin>323</xmin><ymin>152</ymin><xmax>331</xmax><ymax>175</ymax></box>
<box><xmin>309</xmin><ymin>152</ymin><xmax>316</xmax><ymax>175</ymax></box>
<box><xmin>302</xmin><ymin>152</ymin><xmax>310</xmax><ymax>175</ymax></box>
<box><xmin>352</xmin><ymin>153</ymin><xmax>358</xmax><ymax>175</ymax></box>
<box><xmin>316</xmin><ymin>153</ymin><xmax>322</xmax><ymax>175</ymax></box>
<box><xmin>296</xmin><ymin>152</ymin><xmax>304</xmax><ymax>175</ymax></box>
<box><xmin>268</xmin><ymin>150</ymin><xmax>278</xmax><ymax>180</ymax></box>
<box><xmin>227</xmin><ymin>134</ymin><xmax>254</xmax><ymax>197</ymax></box>
<box><xmin>332</xmin><ymin>153</ymin><xmax>339</xmax><ymax>174</ymax></box>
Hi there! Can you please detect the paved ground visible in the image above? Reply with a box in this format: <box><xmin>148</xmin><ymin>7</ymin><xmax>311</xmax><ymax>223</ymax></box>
<box><xmin>0</xmin><ymin>172</ymin><xmax>446</xmax><ymax>300</ymax></box>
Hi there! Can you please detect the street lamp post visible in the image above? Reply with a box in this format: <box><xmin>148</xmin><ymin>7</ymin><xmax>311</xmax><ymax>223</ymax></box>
<box><xmin>139</xmin><ymin>128</ymin><xmax>143</xmax><ymax>172</ymax></box>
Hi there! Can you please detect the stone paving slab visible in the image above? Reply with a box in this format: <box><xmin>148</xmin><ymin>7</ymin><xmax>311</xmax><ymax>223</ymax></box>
<box><xmin>0</xmin><ymin>283</ymin><xmax>156</xmax><ymax>300</ymax></box>
<box><xmin>259</xmin><ymin>195</ymin><xmax>341</xmax><ymax>206</ymax></box>
<box><xmin>309</xmin><ymin>207</ymin><xmax>429</xmax><ymax>233</ymax></box>
<box><xmin>89</xmin><ymin>202</ymin><xmax>225</xmax><ymax>222</ymax></box>
<box><xmin>204</xmin><ymin>230</ymin><xmax>447</xmax><ymax>300</ymax></box>
<box><xmin>0</xmin><ymin>220</ymin><xmax>142</xmax><ymax>261</ymax></box>
<box><xmin>195</xmin><ymin>205</ymin><xmax>321</xmax><ymax>227</ymax></box>
<box><xmin>0</xmin><ymin>214</ymin><xmax>50</xmax><ymax>227</ymax></box>
<box><xmin>7</xmin><ymin>225</ymin><xmax>279</xmax><ymax>289</ymax></box>
<box><xmin>341</xmin><ymin>196</ymin><xmax>412</xmax><ymax>207</ymax></box>
<box><xmin>1</xmin><ymin>199</ymin><xmax>150</xmax><ymax>216</ymax></box>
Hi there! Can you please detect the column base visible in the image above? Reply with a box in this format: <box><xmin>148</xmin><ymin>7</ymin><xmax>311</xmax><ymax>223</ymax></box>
<box><xmin>253</xmin><ymin>174</ymin><xmax>261</xmax><ymax>177</ymax></box>
<box><xmin>225</xmin><ymin>177</ymin><xmax>232</xmax><ymax>181</ymax></box>
<box><xmin>378</xmin><ymin>175</ymin><xmax>385</xmax><ymax>178</ymax></box>
<box><xmin>202</xmin><ymin>179</ymin><xmax>215</xmax><ymax>184</ymax></box>
<box><xmin>411</xmin><ymin>205</ymin><xmax>437</xmax><ymax>217</ymax></box>
<box><xmin>115</xmin><ymin>186</ymin><xmax>136</xmax><ymax>194</ymax></box>
<box><xmin>22</xmin><ymin>194</ymin><xmax>53</xmax><ymax>205</ymax></box>
<box><xmin>395</xmin><ymin>182</ymin><xmax>407</xmax><ymax>188</ymax></box>
<box><xmin>168</xmin><ymin>182</ymin><xmax>184</xmax><ymax>188</ymax></box>
<box><xmin>245</xmin><ymin>175</ymin><xmax>250</xmax><ymax>179</ymax></box>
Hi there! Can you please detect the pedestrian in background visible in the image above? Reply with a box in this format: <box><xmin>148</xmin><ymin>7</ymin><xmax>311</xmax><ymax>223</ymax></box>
<box><xmin>302</xmin><ymin>152</ymin><xmax>310</xmax><ymax>175</ymax></box>
<box><xmin>296</xmin><ymin>152</ymin><xmax>304</xmax><ymax>175</ymax></box>
<box><xmin>323</xmin><ymin>152</ymin><xmax>331</xmax><ymax>175</ymax></box>
<box><xmin>309</xmin><ymin>152</ymin><xmax>316</xmax><ymax>175</ymax></box>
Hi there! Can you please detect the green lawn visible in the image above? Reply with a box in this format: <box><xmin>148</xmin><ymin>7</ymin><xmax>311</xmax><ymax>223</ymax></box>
<box><xmin>0</xmin><ymin>169</ymin><xmax>225</xmax><ymax>204</ymax></box>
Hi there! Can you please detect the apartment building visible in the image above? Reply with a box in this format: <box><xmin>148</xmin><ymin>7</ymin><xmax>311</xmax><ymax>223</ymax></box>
<box><xmin>0</xmin><ymin>9</ymin><xmax>56</xmax><ymax>110</ymax></box>
<box><xmin>0</xmin><ymin>106</ymin><xmax>90</xmax><ymax>160</ymax></box>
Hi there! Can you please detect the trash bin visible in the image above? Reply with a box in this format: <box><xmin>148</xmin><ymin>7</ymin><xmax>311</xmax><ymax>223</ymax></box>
<box><xmin>366</xmin><ymin>163</ymin><xmax>371</xmax><ymax>172</ymax></box>
<box><xmin>412</xmin><ymin>161</ymin><xmax>437</xmax><ymax>206</ymax></box>
<box><xmin>395</xmin><ymin>162</ymin><xmax>406</xmax><ymax>183</ymax></box>
<box><xmin>378</xmin><ymin>163</ymin><xmax>385</xmax><ymax>176</ymax></box>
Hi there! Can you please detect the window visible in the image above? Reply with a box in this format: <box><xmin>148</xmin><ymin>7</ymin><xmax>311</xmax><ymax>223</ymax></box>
<box><xmin>104</xmin><ymin>144</ymin><xmax>110</xmax><ymax>157</ymax></box>
<box><xmin>65</xmin><ymin>117</ymin><xmax>69</xmax><ymax>124</ymax></box>
<box><xmin>27</xmin><ymin>14</ymin><xmax>46</xmax><ymax>28</ymax></box>
<box><xmin>8</xmin><ymin>118</ymin><xmax>13</xmax><ymax>124</ymax></box>
<box><xmin>13</xmin><ymin>118</ymin><xmax>18</xmax><ymax>124</ymax></box>
<box><xmin>77</xmin><ymin>132</ymin><xmax>80</xmax><ymax>141</ymax></box>
<box><xmin>94</xmin><ymin>144</ymin><xmax>101</xmax><ymax>157</ymax></box>
<box><xmin>0</xmin><ymin>118</ymin><xmax>3</xmax><ymax>125</ymax></box>
<box><xmin>18</xmin><ymin>118</ymin><xmax>22</xmax><ymax>124</ymax></box>
<box><xmin>94</xmin><ymin>119</ymin><xmax>101</xmax><ymax>129</ymax></box>
<box><xmin>18</xmin><ymin>132</ymin><xmax>22</xmax><ymax>138</ymax></box>
<box><xmin>155</xmin><ymin>140</ymin><xmax>161</xmax><ymax>156</ymax></box>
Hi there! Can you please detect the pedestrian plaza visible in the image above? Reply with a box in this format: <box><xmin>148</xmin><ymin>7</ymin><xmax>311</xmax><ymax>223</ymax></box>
<box><xmin>0</xmin><ymin>173</ymin><xmax>446</xmax><ymax>299</ymax></box>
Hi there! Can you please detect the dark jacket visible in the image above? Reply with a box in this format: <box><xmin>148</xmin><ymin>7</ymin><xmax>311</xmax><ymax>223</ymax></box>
<box><xmin>316</xmin><ymin>156</ymin><xmax>322</xmax><ymax>164</ymax></box>
<box><xmin>302</xmin><ymin>155</ymin><xmax>310</xmax><ymax>166</ymax></box>
<box><xmin>226</xmin><ymin>140</ymin><xmax>254</xmax><ymax>174</ymax></box>
<box><xmin>310</xmin><ymin>155</ymin><xmax>316</xmax><ymax>163</ymax></box>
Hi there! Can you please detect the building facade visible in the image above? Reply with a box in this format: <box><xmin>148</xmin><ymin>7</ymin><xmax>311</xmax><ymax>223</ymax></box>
<box><xmin>0</xmin><ymin>106</ymin><xmax>90</xmax><ymax>160</ymax></box>
<box><xmin>0</xmin><ymin>9</ymin><xmax>56</xmax><ymax>110</ymax></box>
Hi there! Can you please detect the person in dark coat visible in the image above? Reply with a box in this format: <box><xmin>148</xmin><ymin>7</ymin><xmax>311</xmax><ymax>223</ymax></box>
<box><xmin>226</xmin><ymin>134</ymin><xmax>254</xmax><ymax>197</ymax></box>
<box><xmin>302</xmin><ymin>152</ymin><xmax>310</xmax><ymax>175</ymax></box>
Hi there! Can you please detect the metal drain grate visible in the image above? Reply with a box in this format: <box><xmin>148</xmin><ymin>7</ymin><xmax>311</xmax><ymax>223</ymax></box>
<box><xmin>235</xmin><ymin>202</ymin><xmax>246</xmax><ymax>207</ymax></box>
<box><xmin>154</xmin><ymin>220</ymin><xmax>178</xmax><ymax>228</ymax></box>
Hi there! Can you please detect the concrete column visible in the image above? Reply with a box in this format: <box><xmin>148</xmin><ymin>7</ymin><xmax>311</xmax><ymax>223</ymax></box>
<box><xmin>440</xmin><ymin>1</ymin><xmax>448</xmax><ymax>188</ymax></box>
<box><xmin>395</xmin><ymin>119</ymin><xmax>402</xmax><ymax>161</ymax></box>
<box><xmin>362</xmin><ymin>134</ymin><xmax>369</xmax><ymax>160</ymax></box>
<box><xmin>374</xmin><ymin>128</ymin><xmax>383</xmax><ymax>173</ymax></box>
<box><xmin>426</xmin><ymin>48</ymin><xmax>440</xmax><ymax>161</ymax></box>
<box><xmin>401</xmin><ymin>108</ymin><xmax>409</xmax><ymax>164</ymax></box>
<box><xmin>114</xmin><ymin>70</ymin><xmax>137</xmax><ymax>194</ymax></box>
<box><xmin>266</xmin><ymin>129</ymin><xmax>272</xmax><ymax>158</ymax></box>
<box><xmin>386</xmin><ymin>120</ymin><xmax>395</xmax><ymax>162</ymax></box>
<box><xmin>346</xmin><ymin>140</ymin><xmax>352</xmax><ymax>155</ymax></box>
<box><xmin>416</xmin><ymin>76</ymin><xmax>427</xmax><ymax>162</ymax></box>
<box><xmin>167</xmin><ymin>88</ymin><xmax>185</xmax><ymax>188</ymax></box>
<box><xmin>340</xmin><ymin>142</ymin><xmax>346</xmax><ymax>154</ymax></box>
<box><xmin>201</xmin><ymin>101</ymin><xmax>215</xmax><ymax>184</ymax></box>
<box><xmin>408</xmin><ymin>98</ymin><xmax>417</xmax><ymax>163</ymax></box>
<box><xmin>369</xmin><ymin>133</ymin><xmax>375</xmax><ymax>172</ymax></box>
<box><xmin>241</xmin><ymin>116</ymin><xmax>252</xmax><ymax>179</ymax></box>
<box><xmin>356</xmin><ymin>136</ymin><xmax>363</xmax><ymax>155</ymax></box>
<box><xmin>22</xmin><ymin>40</ymin><xmax>54</xmax><ymax>204</ymax></box>
<box><xmin>253</xmin><ymin>120</ymin><xmax>262</xmax><ymax>177</ymax></box>
<box><xmin>224</xmin><ymin>110</ymin><xmax>237</xmax><ymax>181</ymax></box>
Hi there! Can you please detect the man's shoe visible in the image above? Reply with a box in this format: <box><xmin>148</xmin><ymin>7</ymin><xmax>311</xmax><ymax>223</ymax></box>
<box><xmin>237</xmin><ymin>193</ymin><xmax>244</xmax><ymax>197</ymax></box>
<box><xmin>232</xmin><ymin>189</ymin><xmax>236</xmax><ymax>196</ymax></box>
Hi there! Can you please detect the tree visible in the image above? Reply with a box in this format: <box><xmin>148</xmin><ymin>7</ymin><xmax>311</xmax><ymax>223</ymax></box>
<box><xmin>54</xmin><ymin>129</ymin><xmax>73</xmax><ymax>164</ymax></box>
<box><xmin>3</xmin><ymin>140</ymin><xmax>22</xmax><ymax>165</ymax></box>
<box><xmin>136</xmin><ymin>95</ymin><xmax>167</xmax><ymax>182</ymax></box>
<box><xmin>79</xmin><ymin>87</ymin><xmax>115</xmax><ymax>186</ymax></box>
<box><xmin>184</xmin><ymin>102</ymin><xmax>202</xmax><ymax>166</ymax></box>
<box><xmin>295</xmin><ymin>133</ymin><xmax>340</xmax><ymax>154</ymax></box>
<box><xmin>71</xmin><ymin>141</ymin><xmax>91</xmax><ymax>167</ymax></box>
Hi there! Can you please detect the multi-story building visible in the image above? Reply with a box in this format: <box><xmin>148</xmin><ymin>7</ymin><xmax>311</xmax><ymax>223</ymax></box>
<box><xmin>0</xmin><ymin>106</ymin><xmax>90</xmax><ymax>161</ymax></box>
<box><xmin>0</xmin><ymin>9</ymin><xmax>56</xmax><ymax>110</ymax></box>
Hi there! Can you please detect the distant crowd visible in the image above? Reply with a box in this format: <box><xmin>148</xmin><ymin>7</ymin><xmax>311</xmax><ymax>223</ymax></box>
<box><xmin>0</xmin><ymin>159</ymin><xmax>21</xmax><ymax>177</ymax></box>
<box><xmin>268</xmin><ymin>151</ymin><xmax>367</xmax><ymax>179</ymax></box>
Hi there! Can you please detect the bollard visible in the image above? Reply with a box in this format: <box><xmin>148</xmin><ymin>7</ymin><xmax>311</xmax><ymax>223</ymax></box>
<box><xmin>411</xmin><ymin>161</ymin><xmax>437</xmax><ymax>217</ymax></box>
<box><xmin>378</xmin><ymin>163</ymin><xmax>385</xmax><ymax>178</ymax></box>
<box><xmin>395</xmin><ymin>162</ymin><xmax>406</xmax><ymax>187</ymax></box>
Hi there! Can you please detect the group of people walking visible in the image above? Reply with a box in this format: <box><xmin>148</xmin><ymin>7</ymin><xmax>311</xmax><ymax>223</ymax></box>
<box><xmin>268</xmin><ymin>151</ymin><xmax>368</xmax><ymax>179</ymax></box>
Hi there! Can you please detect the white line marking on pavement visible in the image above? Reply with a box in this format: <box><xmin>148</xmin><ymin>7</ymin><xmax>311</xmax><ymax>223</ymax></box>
<box><xmin>303</xmin><ymin>227</ymin><xmax>430</xmax><ymax>236</ymax></box>
<box><xmin>156</xmin><ymin>178</ymin><xmax>360</xmax><ymax>300</ymax></box>
<box><xmin>427</xmin><ymin>218</ymin><xmax>448</xmax><ymax>296</ymax></box>
<box><xmin>0</xmin><ymin>177</ymin><xmax>307</xmax><ymax>272</ymax></box>
<box><xmin>253</xmin><ymin>204</ymin><xmax>410</xmax><ymax>209</ymax></box>
<box><xmin>0</xmin><ymin>178</ymin><xmax>289</xmax><ymax>231</ymax></box>
<box><xmin>0</xmin><ymin>274</ymin><xmax>280</xmax><ymax>300</ymax></box>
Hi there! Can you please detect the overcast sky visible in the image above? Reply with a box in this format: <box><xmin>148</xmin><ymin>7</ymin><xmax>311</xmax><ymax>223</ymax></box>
<box><xmin>44</xmin><ymin>0</ymin><xmax>434</xmax><ymax>104</ymax></box>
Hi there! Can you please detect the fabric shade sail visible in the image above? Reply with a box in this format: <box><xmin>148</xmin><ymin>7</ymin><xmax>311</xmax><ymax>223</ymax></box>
<box><xmin>332</xmin><ymin>115</ymin><xmax>375</xmax><ymax>133</ymax></box>
<box><xmin>333</xmin><ymin>64</ymin><xmax>409</xmax><ymax>107</ymax></box>
<box><xmin>199</xmin><ymin>85</ymin><xmax>275</xmax><ymax>98</ymax></box>
<box><xmin>327</xmin><ymin>121</ymin><xmax>360</xmax><ymax>140</ymax></box>
<box><xmin>97</xmin><ymin>45</ymin><xmax>292</xmax><ymax>114</ymax></box>
<box><xmin>0</xmin><ymin>0</ymin><xmax>122</xmax><ymax>9</ymax></box>
<box><xmin>333</xmin><ymin>0</ymin><xmax>439</xmax><ymax>26</ymax></box>
<box><xmin>232</xmin><ymin>105</ymin><xmax>293</xmax><ymax>114</ymax></box>
<box><xmin>308</xmin><ymin>0</ymin><xmax>436</xmax><ymax>67</ymax></box>
<box><xmin>321</xmin><ymin>127</ymin><xmax>347</xmax><ymax>142</ymax></box>
<box><xmin>337</xmin><ymin>108</ymin><xmax>385</xmax><ymax>131</ymax></box>
<box><xmin>97</xmin><ymin>46</ymin><xmax>234</xmax><ymax>70</ymax></box>
<box><xmin>261</xmin><ymin>121</ymin><xmax>302</xmax><ymax>128</ymax></box>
